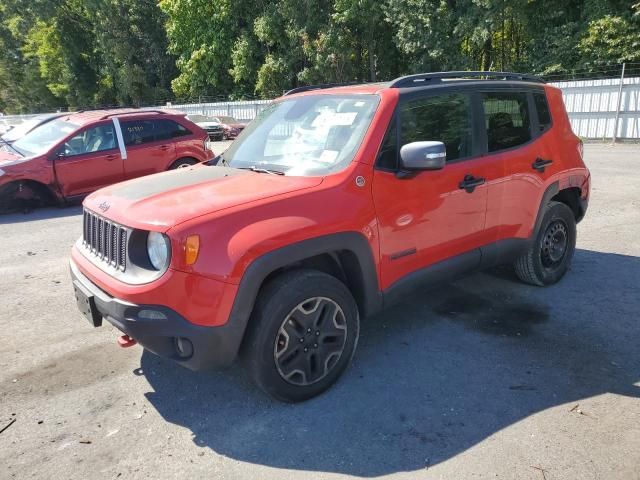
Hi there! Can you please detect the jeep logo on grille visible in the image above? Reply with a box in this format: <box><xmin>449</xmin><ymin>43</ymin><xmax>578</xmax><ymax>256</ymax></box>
<box><xmin>98</xmin><ymin>201</ymin><xmax>110</xmax><ymax>213</ymax></box>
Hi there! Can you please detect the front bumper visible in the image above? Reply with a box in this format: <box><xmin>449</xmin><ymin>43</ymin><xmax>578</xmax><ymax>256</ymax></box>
<box><xmin>70</xmin><ymin>260</ymin><xmax>243</xmax><ymax>371</ymax></box>
<box><xmin>205</xmin><ymin>128</ymin><xmax>223</xmax><ymax>139</ymax></box>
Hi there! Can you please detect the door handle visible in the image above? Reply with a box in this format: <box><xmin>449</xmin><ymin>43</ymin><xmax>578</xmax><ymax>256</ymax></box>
<box><xmin>159</xmin><ymin>145</ymin><xmax>170</xmax><ymax>151</ymax></box>
<box><xmin>459</xmin><ymin>174</ymin><xmax>486</xmax><ymax>193</ymax></box>
<box><xmin>532</xmin><ymin>157</ymin><xmax>553</xmax><ymax>172</ymax></box>
<box><xmin>106</xmin><ymin>154</ymin><xmax>117</xmax><ymax>161</ymax></box>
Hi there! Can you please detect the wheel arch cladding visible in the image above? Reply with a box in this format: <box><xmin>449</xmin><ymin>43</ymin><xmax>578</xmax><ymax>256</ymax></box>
<box><xmin>534</xmin><ymin>181</ymin><xmax>585</xmax><ymax>237</ymax></box>
<box><xmin>533</xmin><ymin>181</ymin><xmax>560</xmax><ymax>236</ymax></box>
<box><xmin>227</xmin><ymin>232</ymin><xmax>382</xmax><ymax>361</ymax></box>
<box><xmin>551</xmin><ymin>186</ymin><xmax>584</xmax><ymax>221</ymax></box>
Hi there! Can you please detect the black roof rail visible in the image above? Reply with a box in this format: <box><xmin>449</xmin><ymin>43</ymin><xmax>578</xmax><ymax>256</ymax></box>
<box><xmin>99</xmin><ymin>109</ymin><xmax>169</xmax><ymax>120</ymax></box>
<box><xmin>389</xmin><ymin>71</ymin><xmax>545</xmax><ymax>88</ymax></box>
<box><xmin>283</xmin><ymin>82</ymin><xmax>363</xmax><ymax>96</ymax></box>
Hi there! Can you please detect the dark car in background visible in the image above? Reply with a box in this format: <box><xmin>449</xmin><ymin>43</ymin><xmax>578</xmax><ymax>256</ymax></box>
<box><xmin>211</xmin><ymin>116</ymin><xmax>247</xmax><ymax>139</ymax></box>
<box><xmin>185</xmin><ymin>114</ymin><xmax>224</xmax><ymax>141</ymax></box>
<box><xmin>1</xmin><ymin>112</ymin><xmax>67</xmax><ymax>145</ymax></box>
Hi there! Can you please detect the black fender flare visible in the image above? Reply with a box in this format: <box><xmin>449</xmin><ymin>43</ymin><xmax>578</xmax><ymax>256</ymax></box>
<box><xmin>223</xmin><ymin>232</ymin><xmax>382</xmax><ymax>362</ymax></box>
<box><xmin>532</xmin><ymin>181</ymin><xmax>559</xmax><ymax>237</ymax></box>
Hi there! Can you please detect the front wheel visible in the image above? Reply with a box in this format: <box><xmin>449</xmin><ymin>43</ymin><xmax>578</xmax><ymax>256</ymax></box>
<box><xmin>169</xmin><ymin>158</ymin><xmax>198</xmax><ymax>170</ymax></box>
<box><xmin>243</xmin><ymin>269</ymin><xmax>360</xmax><ymax>402</ymax></box>
<box><xmin>514</xmin><ymin>201</ymin><xmax>576</xmax><ymax>286</ymax></box>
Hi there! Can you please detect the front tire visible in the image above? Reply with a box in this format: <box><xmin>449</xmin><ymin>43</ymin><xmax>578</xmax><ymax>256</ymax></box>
<box><xmin>244</xmin><ymin>269</ymin><xmax>360</xmax><ymax>402</ymax></box>
<box><xmin>514</xmin><ymin>201</ymin><xmax>576</xmax><ymax>286</ymax></box>
<box><xmin>169</xmin><ymin>158</ymin><xmax>198</xmax><ymax>170</ymax></box>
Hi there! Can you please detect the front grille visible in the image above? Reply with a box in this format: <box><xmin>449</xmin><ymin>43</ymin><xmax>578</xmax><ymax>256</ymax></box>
<box><xmin>82</xmin><ymin>209</ymin><xmax>128</xmax><ymax>271</ymax></box>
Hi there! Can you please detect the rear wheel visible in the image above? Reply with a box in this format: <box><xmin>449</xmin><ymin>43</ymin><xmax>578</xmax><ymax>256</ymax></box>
<box><xmin>169</xmin><ymin>158</ymin><xmax>198</xmax><ymax>170</ymax></box>
<box><xmin>244</xmin><ymin>269</ymin><xmax>360</xmax><ymax>402</ymax></box>
<box><xmin>514</xmin><ymin>201</ymin><xmax>576</xmax><ymax>286</ymax></box>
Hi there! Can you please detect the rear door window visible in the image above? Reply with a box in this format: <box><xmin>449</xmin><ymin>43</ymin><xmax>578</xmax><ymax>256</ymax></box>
<box><xmin>154</xmin><ymin>119</ymin><xmax>192</xmax><ymax>141</ymax></box>
<box><xmin>121</xmin><ymin>120</ymin><xmax>156</xmax><ymax>146</ymax></box>
<box><xmin>400</xmin><ymin>93</ymin><xmax>473</xmax><ymax>162</ymax></box>
<box><xmin>533</xmin><ymin>92</ymin><xmax>552</xmax><ymax>133</ymax></box>
<box><xmin>482</xmin><ymin>92</ymin><xmax>532</xmax><ymax>152</ymax></box>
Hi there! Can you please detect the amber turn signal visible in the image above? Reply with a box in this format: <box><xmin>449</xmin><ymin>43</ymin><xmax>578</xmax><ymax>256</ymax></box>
<box><xmin>184</xmin><ymin>235</ymin><xmax>200</xmax><ymax>265</ymax></box>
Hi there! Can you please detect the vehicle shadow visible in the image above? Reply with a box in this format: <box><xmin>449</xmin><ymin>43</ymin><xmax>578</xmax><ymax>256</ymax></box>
<box><xmin>0</xmin><ymin>205</ymin><xmax>82</xmax><ymax>225</ymax></box>
<box><xmin>141</xmin><ymin>248</ymin><xmax>640</xmax><ymax>477</ymax></box>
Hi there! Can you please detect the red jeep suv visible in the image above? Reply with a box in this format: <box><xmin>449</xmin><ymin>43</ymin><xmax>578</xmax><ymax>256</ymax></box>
<box><xmin>0</xmin><ymin>109</ymin><xmax>213</xmax><ymax>211</ymax></box>
<box><xmin>70</xmin><ymin>72</ymin><xmax>590</xmax><ymax>402</ymax></box>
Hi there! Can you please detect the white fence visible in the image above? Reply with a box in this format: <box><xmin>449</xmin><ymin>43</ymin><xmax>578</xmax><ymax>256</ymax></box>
<box><xmin>160</xmin><ymin>99</ymin><xmax>272</xmax><ymax>122</ymax></box>
<box><xmin>3</xmin><ymin>77</ymin><xmax>640</xmax><ymax>140</ymax></box>
<box><xmin>551</xmin><ymin>77</ymin><xmax>640</xmax><ymax>141</ymax></box>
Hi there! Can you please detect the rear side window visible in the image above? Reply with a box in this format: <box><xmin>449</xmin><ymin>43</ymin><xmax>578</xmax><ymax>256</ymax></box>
<box><xmin>483</xmin><ymin>92</ymin><xmax>532</xmax><ymax>152</ymax></box>
<box><xmin>533</xmin><ymin>92</ymin><xmax>552</xmax><ymax>133</ymax></box>
<box><xmin>156</xmin><ymin>119</ymin><xmax>192</xmax><ymax>141</ymax></box>
<box><xmin>121</xmin><ymin>119</ymin><xmax>191</xmax><ymax>145</ymax></box>
<box><xmin>400</xmin><ymin>93</ymin><xmax>472</xmax><ymax>162</ymax></box>
<box><xmin>121</xmin><ymin>120</ymin><xmax>156</xmax><ymax>146</ymax></box>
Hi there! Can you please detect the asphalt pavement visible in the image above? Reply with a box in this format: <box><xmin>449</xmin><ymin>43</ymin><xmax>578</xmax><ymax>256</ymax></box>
<box><xmin>0</xmin><ymin>144</ymin><xmax>638</xmax><ymax>479</ymax></box>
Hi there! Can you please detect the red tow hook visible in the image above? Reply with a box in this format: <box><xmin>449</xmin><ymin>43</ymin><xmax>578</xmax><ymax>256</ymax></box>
<box><xmin>117</xmin><ymin>334</ymin><xmax>137</xmax><ymax>348</ymax></box>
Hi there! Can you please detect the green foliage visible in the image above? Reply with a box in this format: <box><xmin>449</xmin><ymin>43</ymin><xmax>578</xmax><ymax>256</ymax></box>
<box><xmin>579</xmin><ymin>15</ymin><xmax>640</xmax><ymax>66</ymax></box>
<box><xmin>0</xmin><ymin>0</ymin><xmax>639</xmax><ymax>112</ymax></box>
<box><xmin>0</xmin><ymin>0</ymin><xmax>174</xmax><ymax>112</ymax></box>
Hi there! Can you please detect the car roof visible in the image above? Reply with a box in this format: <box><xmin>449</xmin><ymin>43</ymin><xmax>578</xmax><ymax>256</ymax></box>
<box><xmin>281</xmin><ymin>71</ymin><xmax>546</xmax><ymax>98</ymax></box>
<box><xmin>58</xmin><ymin>108</ymin><xmax>186</xmax><ymax>125</ymax></box>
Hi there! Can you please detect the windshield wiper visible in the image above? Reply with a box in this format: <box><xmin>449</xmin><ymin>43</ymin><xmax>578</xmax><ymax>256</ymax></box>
<box><xmin>0</xmin><ymin>137</ymin><xmax>23</xmax><ymax>156</ymax></box>
<box><xmin>239</xmin><ymin>166</ymin><xmax>285</xmax><ymax>176</ymax></box>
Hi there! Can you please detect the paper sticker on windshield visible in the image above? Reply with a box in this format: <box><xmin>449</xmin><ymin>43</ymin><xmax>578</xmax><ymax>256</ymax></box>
<box><xmin>317</xmin><ymin>150</ymin><xmax>339</xmax><ymax>164</ymax></box>
<box><xmin>312</xmin><ymin>112</ymin><xmax>357</xmax><ymax>128</ymax></box>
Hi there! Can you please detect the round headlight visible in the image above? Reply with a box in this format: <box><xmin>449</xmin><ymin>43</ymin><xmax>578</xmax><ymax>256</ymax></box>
<box><xmin>147</xmin><ymin>232</ymin><xmax>170</xmax><ymax>270</ymax></box>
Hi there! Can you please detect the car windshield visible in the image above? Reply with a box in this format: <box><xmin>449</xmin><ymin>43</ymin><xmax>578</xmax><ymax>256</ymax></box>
<box><xmin>2</xmin><ymin>116</ymin><xmax>52</xmax><ymax>142</ymax></box>
<box><xmin>12</xmin><ymin>118</ymin><xmax>79</xmax><ymax>157</ymax></box>
<box><xmin>217</xmin><ymin>116</ymin><xmax>238</xmax><ymax>123</ymax></box>
<box><xmin>188</xmin><ymin>114</ymin><xmax>217</xmax><ymax>123</ymax></box>
<box><xmin>221</xmin><ymin>94</ymin><xmax>379</xmax><ymax>176</ymax></box>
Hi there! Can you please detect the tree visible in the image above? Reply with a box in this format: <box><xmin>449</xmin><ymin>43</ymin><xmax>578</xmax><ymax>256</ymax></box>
<box><xmin>579</xmin><ymin>15</ymin><xmax>640</xmax><ymax>66</ymax></box>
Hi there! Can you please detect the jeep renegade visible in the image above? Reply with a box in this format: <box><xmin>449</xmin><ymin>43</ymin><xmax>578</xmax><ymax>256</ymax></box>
<box><xmin>70</xmin><ymin>72</ymin><xmax>590</xmax><ymax>402</ymax></box>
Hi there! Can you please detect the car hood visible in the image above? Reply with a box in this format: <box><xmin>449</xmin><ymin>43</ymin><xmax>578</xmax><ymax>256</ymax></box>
<box><xmin>197</xmin><ymin>122</ymin><xmax>222</xmax><ymax>128</ymax></box>
<box><xmin>84</xmin><ymin>165</ymin><xmax>323</xmax><ymax>231</ymax></box>
<box><xmin>0</xmin><ymin>149</ymin><xmax>27</xmax><ymax>167</ymax></box>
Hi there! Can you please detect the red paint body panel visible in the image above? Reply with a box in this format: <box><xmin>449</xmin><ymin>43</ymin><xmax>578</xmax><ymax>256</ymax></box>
<box><xmin>84</xmin><ymin>166</ymin><xmax>324</xmax><ymax>231</ymax></box>
<box><xmin>71</xmin><ymin>245</ymin><xmax>237</xmax><ymax>327</ymax></box>
<box><xmin>373</xmin><ymin>156</ymin><xmax>500</xmax><ymax>290</ymax></box>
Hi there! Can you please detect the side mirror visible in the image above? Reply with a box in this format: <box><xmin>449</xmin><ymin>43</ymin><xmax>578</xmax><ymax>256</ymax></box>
<box><xmin>399</xmin><ymin>141</ymin><xmax>446</xmax><ymax>173</ymax></box>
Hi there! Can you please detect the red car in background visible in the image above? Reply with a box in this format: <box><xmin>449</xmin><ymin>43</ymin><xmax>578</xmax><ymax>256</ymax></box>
<box><xmin>0</xmin><ymin>109</ymin><xmax>213</xmax><ymax>212</ymax></box>
<box><xmin>212</xmin><ymin>116</ymin><xmax>247</xmax><ymax>139</ymax></box>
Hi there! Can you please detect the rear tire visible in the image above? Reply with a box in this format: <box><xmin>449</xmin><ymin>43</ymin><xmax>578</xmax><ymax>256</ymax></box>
<box><xmin>243</xmin><ymin>269</ymin><xmax>360</xmax><ymax>402</ymax></box>
<box><xmin>514</xmin><ymin>201</ymin><xmax>576</xmax><ymax>286</ymax></box>
<box><xmin>169</xmin><ymin>158</ymin><xmax>198</xmax><ymax>170</ymax></box>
